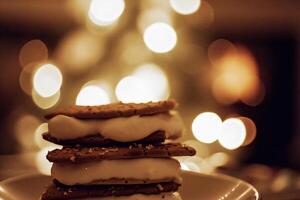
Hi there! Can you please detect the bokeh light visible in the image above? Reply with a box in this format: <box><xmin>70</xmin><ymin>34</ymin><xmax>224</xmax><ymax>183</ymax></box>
<box><xmin>218</xmin><ymin>118</ymin><xmax>246</xmax><ymax>150</ymax></box>
<box><xmin>33</xmin><ymin>63</ymin><xmax>63</xmax><ymax>97</ymax></box>
<box><xmin>115</xmin><ymin>76</ymin><xmax>151</xmax><ymax>103</ymax></box>
<box><xmin>179</xmin><ymin>156</ymin><xmax>203</xmax><ymax>172</ymax></box>
<box><xmin>170</xmin><ymin>0</ymin><xmax>201</xmax><ymax>15</ymax></box>
<box><xmin>76</xmin><ymin>85</ymin><xmax>110</xmax><ymax>106</ymax></box>
<box><xmin>208</xmin><ymin>152</ymin><xmax>229</xmax><ymax>167</ymax></box>
<box><xmin>19</xmin><ymin>68</ymin><xmax>32</xmax><ymax>95</ymax></box>
<box><xmin>19</xmin><ymin>39</ymin><xmax>48</xmax><ymax>68</ymax></box>
<box><xmin>211</xmin><ymin>44</ymin><xmax>264</xmax><ymax>106</ymax></box>
<box><xmin>32</xmin><ymin>89</ymin><xmax>60</xmax><ymax>109</ymax></box>
<box><xmin>15</xmin><ymin>115</ymin><xmax>40</xmax><ymax>151</ymax></box>
<box><xmin>133</xmin><ymin>63</ymin><xmax>170</xmax><ymax>101</ymax></box>
<box><xmin>208</xmin><ymin>39</ymin><xmax>236</xmax><ymax>65</ymax></box>
<box><xmin>192</xmin><ymin>112</ymin><xmax>222</xmax><ymax>144</ymax></box>
<box><xmin>143</xmin><ymin>22</ymin><xmax>177</xmax><ymax>53</ymax></box>
<box><xmin>88</xmin><ymin>0</ymin><xmax>125</xmax><ymax>26</ymax></box>
<box><xmin>35</xmin><ymin>147</ymin><xmax>56</xmax><ymax>175</ymax></box>
<box><xmin>138</xmin><ymin>8</ymin><xmax>172</xmax><ymax>32</ymax></box>
<box><xmin>34</xmin><ymin>123</ymin><xmax>50</xmax><ymax>148</ymax></box>
<box><xmin>238</xmin><ymin>117</ymin><xmax>257</xmax><ymax>146</ymax></box>
<box><xmin>55</xmin><ymin>30</ymin><xmax>104</xmax><ymax>74</ymax></box>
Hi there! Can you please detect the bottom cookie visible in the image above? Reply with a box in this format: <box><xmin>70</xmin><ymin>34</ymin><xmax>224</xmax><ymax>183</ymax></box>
<box><xmin>68</xmin><ymin>193</ymin><xmax>181</xmax><ymax>200</ymax></box>
<box><xmin>41</xmin><ymin>181</ymin><xmax>180</xmax><ymax>200</ymax></box>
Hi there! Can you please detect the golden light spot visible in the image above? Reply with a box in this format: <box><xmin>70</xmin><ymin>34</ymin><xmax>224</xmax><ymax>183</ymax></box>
<box><xmin>179</xmin><ymin>156</ymin><xmax>202</xmax><ymax>172</ymax></box>
<box><xmin>19</xmin><ymin>69</ymin><xmax>32</xmax><ymax>96</ymax></box>
<box><xmin>55</xmin><ymin>30</ymin><xmax>104</xmax><ymax>75</ymax></box>
<box><xmin>208</xmin><ymin>39</ymin><xmax>236</xmax><ymax>65</ymax></box>
<box><xmin>192</xmin><ymin>112</ymin><xmax>222</xmax><ymax>144</ymax></box>
<box><xmin>238</xmin><ymin>117</ymin><xmax>257</xmax><ymax>146</ymax></box>
<box><xmin>33</xmin><ymin>63</ymin><xmax>63</xmax><ymax>97</ymax></box>
<box><xmin>138</xmin><ymin>8</ymin><xmax>172</xmax><ymax>32</ymax></box>
<box><xmin>35</xmin><ymin>147</ymin><xmax>57</xmax><ymax>175</ymax></box>
<box><xmin>170</xmin><ymin>0</ymin><xmax>201</xmax><ymax>15</ymax></box>
<box><xmin>19</xmin><ymin>39</ymin><xmax>48</xmax><ymax>68</ymax></box>
<box><xmin>208</xmin><ymin>152</ymin><xmax>229</xmax><ymax>167</ymax></box>
<box><xmin>133</xmin><ymin>63</ymin><xmax>170</xmax><ymax>101</ymax></box>
<box><xmin>15</xmin><ymin>115</ymin><xmax>40</xmax><ymax>151</ymax></box>
<box><xmin>32</xmin><ymin>89</ymin><xmax>60</xmax><ymax>109</ymax></box>
<box><xmin>218</xmin><ymin>118</ymin><xmax>246</xmax><ymax>150</ymax></box>
<box><xmin>88</xmin><ymin>0</ymin><xmax>125</xmax><ymax>26</ymax></box>
<box><xmin>211</xmin><ymin>45</ymin><xmax>264</xmax><ymax>106</ymax></box>
<box><xmin>143</xmin><ymin>22</ymin><xmax>177</xmax><ymax>53</ymax></box>
<box><xmin>270</xmin><ymin>170</ymin><xmax>290</xmax><ymax>192</ymax></box>
<box><xmin>76</xmin><ymin>85</ymin><xmax>110</xmax><ymax>106</ymax></box>
<box><xmin>115</xmin><ymin>76</ymin><xmax>151</xmax><ymax>103</ymax></box>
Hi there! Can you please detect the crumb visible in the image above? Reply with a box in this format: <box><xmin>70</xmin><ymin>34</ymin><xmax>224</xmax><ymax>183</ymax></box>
<box><xmin>146</xmin><ymin>144</ymin><xmax>153</xmax><ymax>150</ymax></box>
<box><xmin>156</xmin><ymin>184</ymin><xmax>163</xmax><ymax>191</ymax></box>
<box><xmin>70</xmin><ymin>156</ymin><xmax>75</xmax><ymax>162</ymax></box>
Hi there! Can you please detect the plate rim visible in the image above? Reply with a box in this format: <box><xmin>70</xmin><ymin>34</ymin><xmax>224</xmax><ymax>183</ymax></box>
<box><xmin>0</xmin><ymin>170</ymin><xmax>260</xmax><ymax>199</ymax></box>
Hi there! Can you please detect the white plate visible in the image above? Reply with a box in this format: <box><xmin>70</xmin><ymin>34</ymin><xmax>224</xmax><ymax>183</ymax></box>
<box><xmin>0</xmin><ymin>171</ymin><xmax>259</xmax><ymax>200</ymax></box>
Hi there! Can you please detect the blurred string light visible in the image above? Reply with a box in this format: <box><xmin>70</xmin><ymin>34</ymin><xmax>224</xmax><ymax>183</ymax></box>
<box><xmin>209</xmin><ymin>40</ymin><xmax>265</xmax><ymax>106</ymax></box>
<box><xmin>116</xmin><ymin>76</ymin><xmax>150</xmax><ymax>103</ymax></box>
<box><xmin>170</xmin><ymin>0</ymin><xmax>201</xmax><ymax>15</ymax></box>
<box><xmin>15</xmin><ymin>114</ymin><xmax>40</xmax><ymax>151</ymax></box>
<box><xmin>192</xmin><ymin>112</ymin><xmax>256</xmax><ymax>149</ymax></box>
<box><xmin>19</xmin><ymin>68</ymin><xmax>33</xmax><ymax>96</ymax></box>
<box><xmin>115</xmin><ymin>63</ymin><xmax>170</xmax><ymax>103</ymax></box>
<box><xmin>238</xmin><ymin>117</ymin><xmax>257</xmax><ymax>146</ymax></box>
<box><xmin>55</xmin><ymin>30</ymin><xmax>104</xmax><ymax>75</ymax></box>
<box><xmin>76</xmin><ymin>85</ymin><xmax>110</xmax><ymax>106</ymax></box>
<box><xmin>19</xmin><ymin>40</ymin><xmax>49</xmax><ymax>96</ymax></box>
<box><xmin>33</xmin><ymin>63</ymin><xmax>63</xmax><ymax>97</ymax></box>
<box><xmin>207</xmin><ymin>152</ymin><xmax>229</xmax><ymax>167</ymax></box>
<box><xmin>32</xmin><ymin>89</ymin><xmax>60</xmax><ymax>109</ymax></box>
<box><xmin>88</xmin><ymin>0</ymin><xmax>125</xmax><ymax>26</ymax></box>
<box><xmin>218</xmin><ymin>118</ymin><xmax>246</xmax><ymax>150</ymax></box>
<box><xmin>191</xmin><ymin>112</ymin><xmax>222</xmax><ymax>144</ymax></box>
<box><xmin>270</xmin><ymin>170</ymin><xmax>290</xmax><ymax>192</ymax></box>
<box><xmin>137</xmin><ymin>8</ymin><xmax>172</xmax><ymax>32</ymax></box>
<box><xmin>36</xmin><ymin>146</ymin><xmax>58</xmax><ymax>175</ymax></box>
<box><xmin>133</xmin><ymin>63</ymin><xmax>170</xmax><ymax>101</ymax></box>
<box><xmin>19</xmin><ymin>39</ymin><xmax>48</xmax><ymax>68</ymax></box>
<box><xmin>143</xmin><ymin>22</ymin><xmax>177</xmax><ymax>53</ymax></box>
<box><xmin>118</xmin><ymin>31</ymin><xmax>151</xmax><ymax>66</ymax></box>
<box><xmin>82</xmin><ymin>80</ymin><xmax>114</xmax><ymax>100</ymax></box>
<box><xmin>185</xmin><ymin>1</ymin><xmax>214</xmax><ymax>28</ymax></box>
<box><xmin>180</xmin><ymin>156</ymin><xmax>214</xmax><ymax>174</ymax></box>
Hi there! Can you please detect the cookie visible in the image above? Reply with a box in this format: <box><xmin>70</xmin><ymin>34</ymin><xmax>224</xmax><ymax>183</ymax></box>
<box><xmin>45</xmin><ymin>100</ymin><xmax>177</xmax><ymax>119</ymax></box>
<box><xmin>43</xmin><ymin>131</ymin><xmax>166</xmax><ymax>146</ymax></box>
<box><xmin>47</xmin><ymin>143</ymin><xmax>196</xmax><ymax>163</ymax></box>
<box><xmin>41</xmin><ymin>181</ymin><xmax>180</xmax><ymax>200</ymax></box>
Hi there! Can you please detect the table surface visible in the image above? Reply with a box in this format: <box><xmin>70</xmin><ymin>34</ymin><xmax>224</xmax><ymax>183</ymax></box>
<box><xmin>0</xmin><ymin>153</ymin><xmax>300</xmax><ymax>200</ymax></box>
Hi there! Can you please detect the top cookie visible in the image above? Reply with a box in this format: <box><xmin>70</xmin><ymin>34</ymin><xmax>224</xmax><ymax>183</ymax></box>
<box><xmin>45</xmin><ymin>100</ymin><xmax>177</xmax><ymax>119</ymax></box>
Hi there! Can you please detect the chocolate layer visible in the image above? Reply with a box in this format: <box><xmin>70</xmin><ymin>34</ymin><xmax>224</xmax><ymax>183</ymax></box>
<box><xmin>43</xmin><ymin>131</ymin><xmax>166</xmax><ymax>146</ymax></box>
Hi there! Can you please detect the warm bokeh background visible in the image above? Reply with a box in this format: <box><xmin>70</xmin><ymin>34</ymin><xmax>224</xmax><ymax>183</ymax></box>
<box><xmin>0</xmin><ymin>0</ymin><xmax>300</xmax><ymax>197</ymax></box>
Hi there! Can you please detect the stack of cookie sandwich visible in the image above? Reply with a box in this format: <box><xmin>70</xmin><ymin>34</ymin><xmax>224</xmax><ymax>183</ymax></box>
<box><xmin>41</xmin><ymin>100</ymin><xmax>196</xmax><ymax>200</ymax></box>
